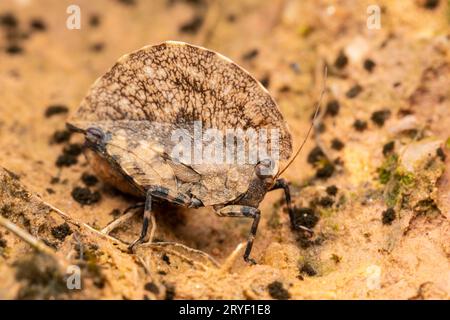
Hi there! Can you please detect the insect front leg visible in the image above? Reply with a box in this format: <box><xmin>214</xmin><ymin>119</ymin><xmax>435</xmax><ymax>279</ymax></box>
<box><xmin>129</xmin><ymin>185</ymin><xmax>203</xmax><ymax>251</ymax></box>
<box><xmin>270</xmin><ymin>179</ymin><xmax>313</xmax><ymax>233</ymax></box>
<box><xmin>215</xmin><ymin>205</ymin><xmax>260</xmax><ymax>264</ymax></box>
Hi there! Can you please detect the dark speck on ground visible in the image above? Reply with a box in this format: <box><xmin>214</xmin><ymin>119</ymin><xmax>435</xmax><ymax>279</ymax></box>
<box><xmin>334</xmin><ymin>50</ymin><xmax>348</xmax><ymax>69</ymax></box>
<box><xmin>325</xmin><ymin>100</ymin><xmax>340</xmax><ymax>117</ymax></box>
<box><xmin>81</xmin><ymin>172</ymin><xmax>99</xmax><ymax>187</ymax></box>
<box><xmin>30</xmin><ymin>18</ymin><xmax>46</xmax><ymax>31</ymax></box>
<box><xmin>164</xmin><ymin>283</ymin><xmax>176</xmax><ymax>300</ymax></box>
<box><xmin>319</xmin><ymin>196</ymin><xmax>334</xmax><ymax>207</ymax></box>
<box><xmin>371</xmin><ymin>109</ymin><xmax>391</xmax><ymax>127</ymax></box>
<box><xmin>383</xmin><ymin>141</ymin><xmax>395</xmax><ymax>156</ymax></box>
<box><xmin>51</xmin><ymin>130</ymin><xmax>72</xmax><ymax>144</ymax></box>
<box><xmin>179</xmin><ymin>15</ymin><xmax>203</xmax><ymax>34</ymax></box>
<box><xmin>71</xmin><ymin>187</ymin><xmax>101</xmax><ymax>205</ymax></box>
<box><xmin>300</xmin><ymin>262</ymin><xmax>317</xmax><ymax>276</ymax></box>
<box><xmin>326</xmin><ymin>185</ymin><xmax>338</xmax><ymax>196</ymax></box>
<box><xmin>436</xmin><ymin>147</ymin><xmax>446</xmax><ymax>161</ymax></box>
<box><xmin>353</xmin><ymin>119</ymin><xmax>368</xmax><ymax>131</ymax></box>
<box><xmin>307</xmin><ymin>146</ymin><xmax>325</xmax><ymax>165</ymax></box>
<box><xmin>292</xmin><ymin>207</ymin><xmax>319</xmax><ymax>229</ymax></box>
<box><xmin>331</xmin><ymin>138</ymin><xmax>345</xmax><ymax>151</ymax></box>
<box><xmin>316</xmin><ymin>163</ymin><xmax>335</xmax><ymax>179</ymax></box>
<box><xmin>51</xmin><ymin>222</ymin><xmax>72</xmax><ymax>241</ymax></box>
<box><xmin>382</xmin><ymin>208</ymin><xmax>396</xmax><ymax>225</ymax></box>
<box><xmin>45</xmin><ymin>105</ymin><xmax>69</xmax><ymax>117</ymax></box>
<box><xmin>363</xmin><ymin>59</ymin><xmax>376</xmax><ymax>72</ymax></box>
<box><xmin>346</xmin><ymin>84</ymin><xmax>363</xmax><ymax>98</ymax></box>
<box><xmin>5</xmin><ymin>44</ymin><xmax>23</xmax><ymax>55</ymax></box>
<box><xmin>144</xmin><ymin>282</ymin><xmax>160</xmax><ymax>294</ymax></box>
<box><xmin>242</xmin><ymin>48</ymin><xmax>259</xmax><ymax>61</ymax></box>
<box><xmin>267</xmin><ymin>281</ymin><xmax>290</xmax><ymax>300</ymax></box>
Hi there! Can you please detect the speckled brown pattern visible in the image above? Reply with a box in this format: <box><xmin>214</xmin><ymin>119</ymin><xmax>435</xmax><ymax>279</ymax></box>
<box><xmin>69</xmin><ymin>41</ymin><xmax>292</xmax><ymax>160</ymax></box>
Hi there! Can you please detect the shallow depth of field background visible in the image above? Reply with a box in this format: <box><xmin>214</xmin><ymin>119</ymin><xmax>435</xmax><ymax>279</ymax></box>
<box><xmin>0</xmin><ymin>0</ymin><xmax>449</xmax><ymax>299</ymax></box>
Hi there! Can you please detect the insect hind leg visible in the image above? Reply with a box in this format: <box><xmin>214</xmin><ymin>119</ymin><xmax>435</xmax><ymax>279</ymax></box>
<box><xmin>129</xmin><ymin>185</ymin><xmax>203</xmax><ymax>251</ymax></box>
<box><xmin>215</xmin><ymin>205</ymin><xmax>260</xmax><ymax>264</ymax></box>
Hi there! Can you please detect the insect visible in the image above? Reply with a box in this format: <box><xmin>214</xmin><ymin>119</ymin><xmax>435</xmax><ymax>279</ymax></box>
<box><xmin>67</xmin><ymin>41</ymin><xmax>318</xmax><ymax>263</ymax></box>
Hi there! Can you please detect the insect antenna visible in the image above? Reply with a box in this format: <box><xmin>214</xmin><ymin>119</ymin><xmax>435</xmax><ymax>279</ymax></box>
<box><xmin>277</xmin><ymin>66</ymin><xmax>328</xmax><ymax>178</ymax></box>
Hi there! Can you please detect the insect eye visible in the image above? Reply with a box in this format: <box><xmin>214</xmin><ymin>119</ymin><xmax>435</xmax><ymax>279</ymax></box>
<box><xmin>255</xmin><ymin>158</ymin><xmax>275</xmax><ymax>178</ymax></box>
<box><xmin>86</xmin><ymin>127</ymin><xmax>105</xmax><ymax>143</ymax></box>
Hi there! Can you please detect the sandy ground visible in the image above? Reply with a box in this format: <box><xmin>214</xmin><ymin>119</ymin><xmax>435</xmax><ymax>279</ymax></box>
<box><xmin>0</xmin><ymin>0</ymin><xmax>449</xmax><ymax>299</ymax></box>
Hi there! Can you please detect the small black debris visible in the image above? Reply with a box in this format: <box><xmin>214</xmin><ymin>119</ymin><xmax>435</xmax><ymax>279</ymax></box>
<box><xmin>289</xmin><ymin>62</ymin><xmax>301</xmax><ymax>74</ymax></box>
<box><xmin>51</xmin><ymin>222</ymin><xmax>72</xmax><ymax>241</ymax></box>
<box><xmin>89</xmin><ymin>15</ymin><xmax>101</xmax><ymax>27</ymax></box>
<box><xmin>423</xmin><ymin>0</ymin><xmax>440</xmax><ymax>9</ymax></box>
<box><xmin>334</xmin><ymin>50</ymin><xmax>348</xmax><ymax>69</ymax></box>
<box><xmin>0</xmin><ymin>232</ymin><xmax>7</xmax><ymax>248</ymax></box>
<box><xmin>226</xmin><ymin>13</ymin><xmax>236</xmax><ymax>22</ymax></box>
<box><xmin>90</xmin><ymin>42</ymin><xmax>104</xmax><ymax>52</ymax></box>
<box><xmin>63</xmin><ymin>143</ymin><xmax>83</xmax><ymax>157</ymax></box>
<box><xmin>363</xmin><ymin>59</ymin><xmax>376</xmax><ymax>72</ymax></box>
<box><xmin>164</xmin><ymin>283</ymin><xmax>176</xmax><ymax>300</ymax></box>
<box><xmin>383</xmin><ymin>141</ymin><xmax>395</xmax><ymax>156</ymax></box>
<box><xmin>5</xmin><ymin>44</ymin><xmax>23</xmax><ymax>55</ymax></box>
<box><xmin>55</xmin><ymin>143</ymin><xmax>82</xmax><ymax>167</ymax></box>
<box><xmin>398</xmin><ymin>108</ymin><xmax>414</xmax><ymax>117</ymax></box>
<box><xmin>331</xmin><ymin>138</ymin><xmax>345</xmax><ymax>151</ymax></box>
<box><xmin>81</xmin><ymin>172</ymin><xmax>99</xmax><ymax>186</ymax></box>
<box><xmin>50</xmin><ymin>177</ymin><xmax>60</xmax><ymax>184</ymax></box>
<box><xmin>307</xmin><ymin>146</ymin><xmax>325</xmax><ymax>165</ymax></box>
<box><xmin>71</xmin><ymin>187</ymin><xmax>101</xmax><ymax>205</ymax></box>
<box><xmin>300</xmin><ymin>262</ymin><xmax>317</xmax><ymax>276</ymax></box>
<box><xmin>162</xmin><ymin>253</ymin><xmax>171</xmax><ymax>265</ymax></box>
<box><xmin>55</xmin><ymin>154</ymin><xmax>77</xmax><ymax>167</ymax></box>
<box><xmin>292</xmin><ymin>207</ymin><xmax>319</xmax><ymax>229</ymax></box>
<box><xmin>259</xmin><ymin>75</ymin><xmax>270</xmax><ymax>89</ymax></box>
<box><xmin>179</xmin><ymin>15</ymin><xmax>203</xmax><ymax>34</ymax></box>
<box><xmin>316</xmin><ymin>122</ymin><xmax>326</xmax><ymax>134</ymax></box>
<box><xmin>144</xmin><ymin>282</ymin><xmax>160</xmax><ymax>294</ymax></box>
<box><xmin>331</xmin><ymin>254</ymin><xmax>341</xmax><ymax>264</ymax></box>
<box><xmin>353</xmin><ymin>119</ymin><xmax>368</xmax><ymax>131</ymax></box>
<box><xmin>267</xmin><ymin>281</ymin><xmax>290</xmax><ymax>300</ymax></box>
<box><xmin>51</xmin><ymin>129</ymin><xmax>72</xmax><ymax>144</ymax></box>
<box><xmin>371</xmin><ymin>109</ymin><xmax>391</xmax><ymax>127</ymax></box>
<box><xmin>110</xmin><ymin>209</ymin><xmax>121</xmax><ymax>217</ymax></box>
<box><xmin>318</xmin><ymin>196</ymin><xmax>334</xmax><ymax>208</ymax></box>
<box><xmin>0</xmin><ymin>13</ymin><xmax>18</xmax><ymax>28</ymax></box>
<box><xmin>346</xmin><ymin>85</ymin><xmax>363</xmax><ymax>98</ymax></box>
<box><xmin>46</xmin><ymin>188</ymin><xmax>55</xmax><ymax>194</ymax></box>
<box><xmin>325</xmin><ymin>100</ymin><xmax>340</xmax><ymax>117</ymax></box>
<box><xmin>242</xmin><ymin>48</ymin><xmax>259</xmax><ymax>61</ymax></box>
<box><xmin>326</xmin><ymin>185</ymin><xmax>338</xmax><ymax>196</ymax></box>
<box><xmin>45</xmin><ymin>105</ymin><xmax>68</xmax><ymax>117</ymax></box>
<box><xmin>382</xmin><ymin>208</ymin><xmax>396</xmax><ymax>225</ymax></box>
<box><xmin>316</xmin><ymin>163</ymin><xmax>335</xmax><ymax>179</ymax></box>
<box><xmin>117</xmin><ymin>0</ymin><xmax>136</xmax><ymax>5</ymax></box>
<box><xmin>278</xmin><ymin>85</ymin><xmax>291</xmax><ymax>93</ymax></box>
<box><xmin>30</xmin><ymin>18</ymin><xmax>46</xmax><ymax>31</ymax></box>
<box><xmin>437</xmin><ymin>147</ymin><xmax>446</xmax><ymax>161</ymax></box>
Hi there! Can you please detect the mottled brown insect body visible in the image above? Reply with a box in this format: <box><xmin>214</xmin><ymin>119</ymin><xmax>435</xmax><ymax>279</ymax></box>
<box><xmin>68</xmin><ymin>41</ymin><xmax>300</xmax><ymax>263</ymax></box>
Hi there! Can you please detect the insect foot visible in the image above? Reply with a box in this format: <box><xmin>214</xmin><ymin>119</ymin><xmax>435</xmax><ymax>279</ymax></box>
<box><xmin>215</xmin><ymin>205</ymin><xmax>261</xmax><ymax>264</ymax></box>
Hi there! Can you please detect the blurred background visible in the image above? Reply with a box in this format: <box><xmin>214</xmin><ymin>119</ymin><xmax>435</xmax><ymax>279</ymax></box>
<box><xmin>0</xmin><ymin>0</ymin><xmax>449</xmax><ymax>299</ymax></box>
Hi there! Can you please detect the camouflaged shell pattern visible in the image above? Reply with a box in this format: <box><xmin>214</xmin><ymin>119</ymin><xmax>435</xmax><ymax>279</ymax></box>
<box><xmin>68</xmin><ymin>41</ymin><xmax>292</xmax><ymax>206</ymax></box>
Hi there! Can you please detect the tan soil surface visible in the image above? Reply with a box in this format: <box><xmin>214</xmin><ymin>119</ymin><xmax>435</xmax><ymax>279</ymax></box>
<box><xmin>0</xmin><ymin>0</ymin><xmax>449</xmax><ymax>299</ymax></box>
